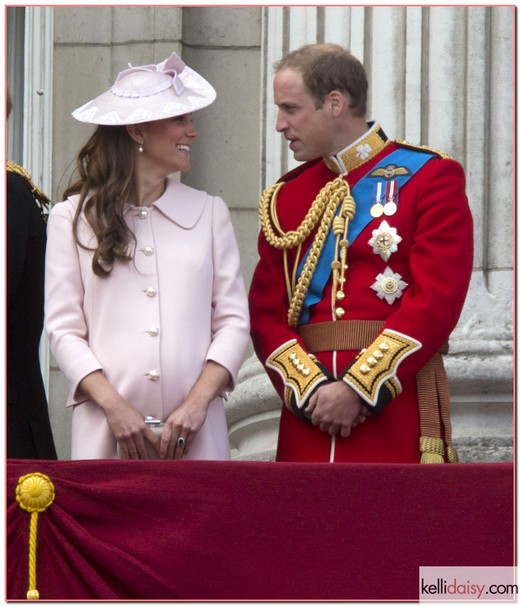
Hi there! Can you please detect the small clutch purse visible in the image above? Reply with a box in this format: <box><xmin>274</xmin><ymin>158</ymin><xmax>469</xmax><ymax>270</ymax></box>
<box><xmin>117</xmin><ymin>416</ymin><xmax>164</xmax><ymax>459</ymax></box>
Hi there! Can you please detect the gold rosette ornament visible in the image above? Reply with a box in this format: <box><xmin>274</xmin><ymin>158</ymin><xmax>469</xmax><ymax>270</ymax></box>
<box><xmin>16</xmin><ymin>473</ymin><xmax>56</xmax><ymax>600</ymax></box>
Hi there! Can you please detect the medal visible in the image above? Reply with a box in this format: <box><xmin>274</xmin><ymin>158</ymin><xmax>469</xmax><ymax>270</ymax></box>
<box><xmin>371</xmin><ymin>267</ymin><xmax>408</xmax><ymax>305</ymax></box>
<box><xmin>383</xmin><ymin>181</ymin><xmax>398</xmax><ymax>216</ymax></box>
<box><xmin>384</xmin><ymin>201</ymin><xmax>397</xmax><ymax>216</ymax></box>
<box><xmin>370</xmin><ymin>182</ymin><xmax>385</xmax><ymax>218</ymax></box>
<box><xmin>368</xmin><ymin>220</ymin><xmax>402</xmax><ymax>261</ymax></box>
<box><xmin>371</xmin><ymin>203</ymin><xmax>384</xmax><ymax>218</ymax></box>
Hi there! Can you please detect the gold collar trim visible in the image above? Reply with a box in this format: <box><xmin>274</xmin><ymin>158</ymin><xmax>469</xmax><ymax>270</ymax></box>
<box><xmin>324</xmin><ymin>122</ymin><xmax>390</xmax><ymax>175</ymax></box>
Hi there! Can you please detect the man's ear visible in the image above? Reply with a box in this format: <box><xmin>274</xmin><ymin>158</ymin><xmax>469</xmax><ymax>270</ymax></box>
<box><xmin>328</xmin><ymin>90</ymin><xmax>348</xmax><ymax>117</ymax></box>
<box><xmin>126</xmin><ymin>123</ymin><xmax>144</xmax><ymax>145</ymax></box>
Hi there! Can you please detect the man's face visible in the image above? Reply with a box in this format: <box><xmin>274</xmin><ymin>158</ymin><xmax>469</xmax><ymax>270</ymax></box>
<box><xmin>274</xmin><ymin>68</ymin><xmax>337</xmax><ymax>162</ymax></box>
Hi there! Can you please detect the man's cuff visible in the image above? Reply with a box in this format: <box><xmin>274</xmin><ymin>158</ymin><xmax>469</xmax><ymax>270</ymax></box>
<box><xmin>341</xmin><ymin>329</ymin><xmax>422</xmax><ymax>413</ymax></box>
<box><xmin>266</xmin><ymin>339</ymin><xmax>330</xmax><ymax>415</ymax></box>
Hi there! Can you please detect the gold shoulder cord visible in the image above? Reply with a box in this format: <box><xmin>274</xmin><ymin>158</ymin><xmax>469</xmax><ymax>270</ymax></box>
<box><xmin>259</xmin><ymin>176</ymin><xmax>355</xmax><ymax>327</ymax></box>
<box><xmin>7</xmin><ymin>161</ymin><xmax>50</xmax><ymax>209</ymax></box>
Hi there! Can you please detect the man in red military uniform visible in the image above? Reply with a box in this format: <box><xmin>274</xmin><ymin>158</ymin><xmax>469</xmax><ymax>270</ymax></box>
<box><xmin>249</xmin><ymin>43</ymin><xmax>474</xmax><ymax>463</ymax></box>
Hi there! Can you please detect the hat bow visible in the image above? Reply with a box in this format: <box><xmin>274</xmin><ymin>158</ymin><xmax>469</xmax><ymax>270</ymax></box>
<box><xmin>111</xmin><ymin>52</ymin><xmax>186</xmax><ymax>99</ymax></box>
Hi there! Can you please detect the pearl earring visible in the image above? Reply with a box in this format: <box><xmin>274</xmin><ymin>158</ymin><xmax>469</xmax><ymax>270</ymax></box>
<box><xmin>138</xmin><ymin>143</ymin><xmax>144</xmax><ymax>153</ymax></box>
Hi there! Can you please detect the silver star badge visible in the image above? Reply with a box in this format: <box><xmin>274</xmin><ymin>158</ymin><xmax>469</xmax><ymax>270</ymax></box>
<box><xmin>371</xmin><ymin>267</ymin><xmax>408</xmax><ymax>305</ymax></box>
<box><xmin>368</xmin><ymin>220</ymin><xmax>402</xmax><ymax>261</ymax></box>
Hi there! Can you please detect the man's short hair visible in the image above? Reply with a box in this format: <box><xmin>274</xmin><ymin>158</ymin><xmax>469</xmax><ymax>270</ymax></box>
<box><xmin>274</xmin><ymin>43</ymin><xmax>368</xmax><ymax>117</ymax></box>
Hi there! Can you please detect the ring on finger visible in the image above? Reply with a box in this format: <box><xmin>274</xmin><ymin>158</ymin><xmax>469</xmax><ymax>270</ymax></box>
<box><xmin>177</xmin><ymin>436</ymin><xmax>186</xmax><ymax>447</ymax></box>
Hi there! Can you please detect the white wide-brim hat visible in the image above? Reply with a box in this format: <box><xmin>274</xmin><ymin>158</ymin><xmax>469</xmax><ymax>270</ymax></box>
<box><xmin>72</xmin><ymin>51</ymin><xmax>216</xmax><ymax>125</ymax></box>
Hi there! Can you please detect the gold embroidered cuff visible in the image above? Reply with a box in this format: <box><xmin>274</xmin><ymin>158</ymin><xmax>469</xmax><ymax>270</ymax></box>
<box><xmin>342</xmin><ymin>329</ymin><xmax>422</xmax><ymax>409</ymax></box>
<box><xmin>266</xmin><ymin>340</ymin><xmax>329</xmax><ymax>410</ymax></box>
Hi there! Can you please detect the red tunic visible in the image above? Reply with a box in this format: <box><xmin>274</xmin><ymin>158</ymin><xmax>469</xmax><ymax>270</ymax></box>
<box><xmin>249</xmin><ymin>125</ymin><xmax>473</xmax><ymax>463</ymax></box>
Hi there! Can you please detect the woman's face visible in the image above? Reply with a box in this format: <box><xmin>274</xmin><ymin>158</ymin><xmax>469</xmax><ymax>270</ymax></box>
<box><xmin>139</xmin><ymin>113</ymin><xmax>199</xmax><ymax>174</ymax></box>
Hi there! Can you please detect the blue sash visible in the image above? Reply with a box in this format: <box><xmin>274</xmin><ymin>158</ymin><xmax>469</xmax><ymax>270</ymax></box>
<box><xmin>297</xmin><ymin>147</ymin><xmax>434</xmax><ymax>325</ymax></box>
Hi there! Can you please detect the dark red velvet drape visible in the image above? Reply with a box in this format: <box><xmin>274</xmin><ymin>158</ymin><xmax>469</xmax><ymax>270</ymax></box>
<box><xmin>6</xmin><ymin>460</ymin><xmax>514</xmax><ymax>601</ymax></box>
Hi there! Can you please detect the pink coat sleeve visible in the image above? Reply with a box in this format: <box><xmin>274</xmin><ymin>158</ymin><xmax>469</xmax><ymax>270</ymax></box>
<box><xmin>205</xmin><ymin>196</ymin><xmax>250</xmax><ymax>392</ymax></box>
<box><xmin>44</xmin><ymin>200</ymin><xmax>103</xmax><ymax>405</ymax></box>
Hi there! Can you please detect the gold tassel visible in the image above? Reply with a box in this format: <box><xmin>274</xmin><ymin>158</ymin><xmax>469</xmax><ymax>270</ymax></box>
<box><xmin>417</xmin><ymin>353</ymin><xmax>458</xmax><ymax>464</ymax></box>
<box><xmin>16</xmin><ymin>473</ymin><xmax>56</xmax><ymax>600</ymax></box>
<box><xmin>420</xmin><ymin>436</ymin><xmax>445</xmax><ymax>464</ymax></box>
<box><xmin>446</xmin><ymin>445</ymin><xmax>459</xmax><ymax>463</ymax></box>
<box><xmin>420</xmin><ymin>452</ymin><xmax>445</xmax><ymax>464</ymax></box>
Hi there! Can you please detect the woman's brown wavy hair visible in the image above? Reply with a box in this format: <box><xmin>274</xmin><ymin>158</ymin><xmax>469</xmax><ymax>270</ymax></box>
<box><xmin>64</xmin><ymin>125</ymin><xmax>137</xmax><ymax>277</ymax></box>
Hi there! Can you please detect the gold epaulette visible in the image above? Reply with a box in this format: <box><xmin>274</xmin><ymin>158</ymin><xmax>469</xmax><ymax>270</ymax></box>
<box><xmin>396</xmin><ymin>139</ymin><xmax>452</xmax><ymax>160</ymax></box>
<box><xmin>7</xmin><ymin>161</ymin><xmax>50</xmax><ymax>207</ymax></box>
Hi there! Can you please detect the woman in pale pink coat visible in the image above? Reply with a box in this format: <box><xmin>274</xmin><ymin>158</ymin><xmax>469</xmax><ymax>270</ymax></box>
<box><xmin>45</xmin><ymin>52</ymin><xmax>250</xmax><ymax>460</ymax></box>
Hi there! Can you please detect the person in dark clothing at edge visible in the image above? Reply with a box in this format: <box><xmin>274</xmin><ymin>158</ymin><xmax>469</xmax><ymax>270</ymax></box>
<box><xmin>7</xmin><ymin>87</ymin><xmax>58</xmax><ymax>459</ymax></box>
